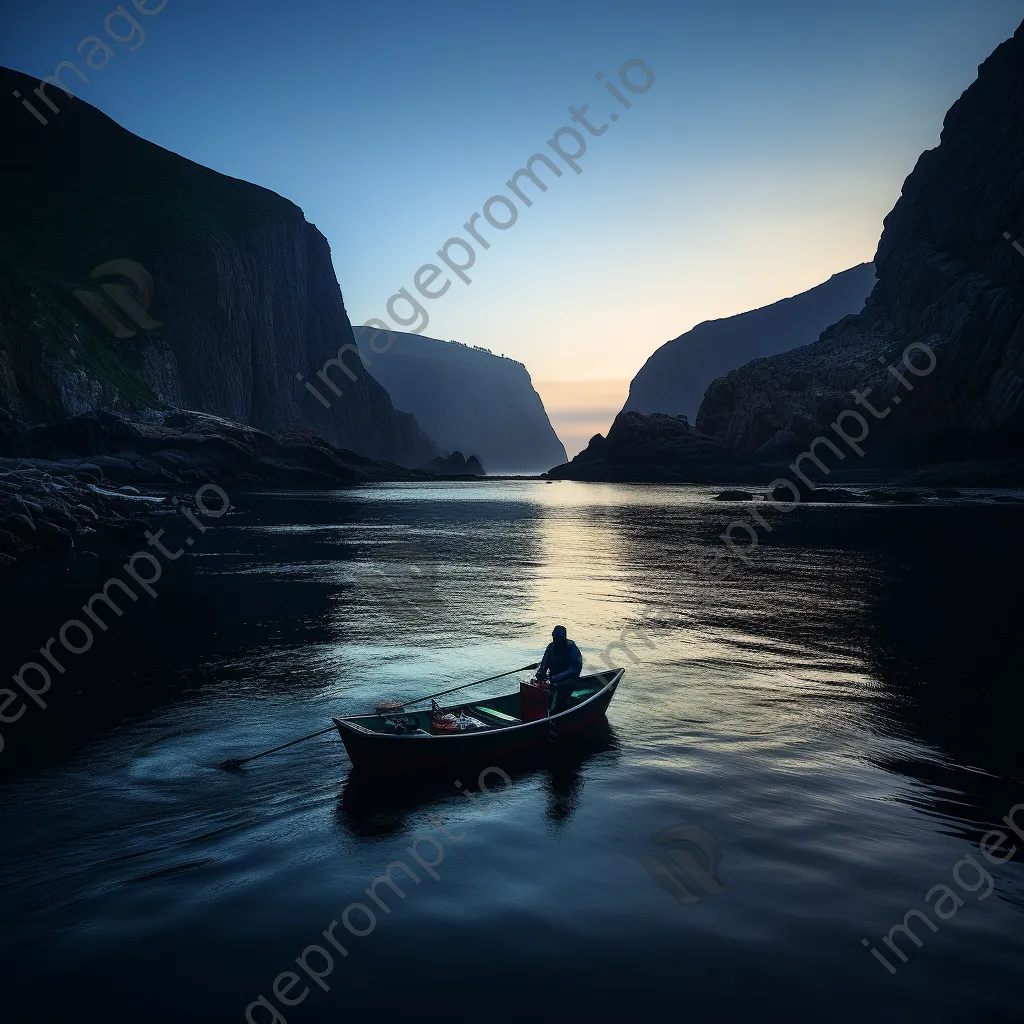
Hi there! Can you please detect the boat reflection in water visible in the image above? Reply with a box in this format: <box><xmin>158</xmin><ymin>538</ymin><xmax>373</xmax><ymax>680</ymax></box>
<box><xmin>335</xmin><ymin>719</ymin><xmax>621</xmax><ymax>839</ymax></box>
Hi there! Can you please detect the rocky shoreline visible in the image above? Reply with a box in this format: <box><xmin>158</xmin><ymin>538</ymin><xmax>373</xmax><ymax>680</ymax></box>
<box><xmin>546</xmin><ymin>411</ymin><xmax>1024</xmax><ymax>485</ymax></box>
<box><xmin>0</xmin><ymin>408</ymin><xmax>464</xmax><ymax>571</ymax></box>
<box><xmin>713</xmin><ymin>484</ymin><xmax>1024</xmax><ymax>504</ymax></box>
<box><xmin>0</xmin><ymin>460</ymin><xmax>170</xmax><ymax>568</ymax></box>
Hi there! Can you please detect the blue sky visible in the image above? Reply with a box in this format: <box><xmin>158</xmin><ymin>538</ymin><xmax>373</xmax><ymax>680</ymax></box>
<box><xmin>3</xmin><ymin>0</ymin><xmax>1022</xmax><ymax>455</ymax></box>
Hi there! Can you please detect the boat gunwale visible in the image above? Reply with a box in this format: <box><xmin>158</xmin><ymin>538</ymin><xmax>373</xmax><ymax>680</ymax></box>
<box><xmin>332</xmin><ymin>668</ymin><xmax>623</xmax><ymax>742</ymax></box>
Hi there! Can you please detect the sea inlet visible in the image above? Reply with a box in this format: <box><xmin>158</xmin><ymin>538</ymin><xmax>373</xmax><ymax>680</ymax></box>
<box><xmin>1</xmin><ymin>481</ymin><xmax>1022</xmax><ymax>1023</ymax></box>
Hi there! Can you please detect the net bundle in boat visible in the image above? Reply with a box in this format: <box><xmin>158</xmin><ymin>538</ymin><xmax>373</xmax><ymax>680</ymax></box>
<box><xmin>376</xmin><ymin>699</ymin><xmax>405</xmax><ymax>716</ymax></box>
<box><xmin>430</xmin><ymin>699</ymin><xmax>459</xmax><ymax>731</ymax></box>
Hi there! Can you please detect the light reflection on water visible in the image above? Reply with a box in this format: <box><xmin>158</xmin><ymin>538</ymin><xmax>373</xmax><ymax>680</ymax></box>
<box><xmin>0</xmin><ymin>481</ymin><xmax>1022</xmax><ymax>1022</ymax></box>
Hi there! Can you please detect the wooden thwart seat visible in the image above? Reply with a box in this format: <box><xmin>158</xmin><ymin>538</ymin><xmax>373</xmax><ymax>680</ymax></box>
<box><xmin>472</xmin><ymin>705</ymin><xmax>521</xmax><ymax>724</ymax></box>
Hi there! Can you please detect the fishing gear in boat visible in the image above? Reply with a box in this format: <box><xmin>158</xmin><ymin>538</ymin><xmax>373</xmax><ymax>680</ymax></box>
<box><xmin>218</xmin><ymin>663</ymin><xmax>625</xmax><ymax>776</ymax></box>
<box><xmin>429</xmin><ymin>699</ymin><xmax>460</xmax><ymax>732</ymax></box>
<box><xmin>333</xmin><ymin>670</ymin><xmax>625</xmax><ymax>774</ymax></box>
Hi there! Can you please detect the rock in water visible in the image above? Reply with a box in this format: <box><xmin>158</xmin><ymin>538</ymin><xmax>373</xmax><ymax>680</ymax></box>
<box><xmin>421</xmin><ymin>451</ymin><xmax>486</xmax><ymax>476</ymax></box>
<box><xmin>549</xmin><ymin>412</ymin><xmax>744</xmax><ymax>482</ymax></box>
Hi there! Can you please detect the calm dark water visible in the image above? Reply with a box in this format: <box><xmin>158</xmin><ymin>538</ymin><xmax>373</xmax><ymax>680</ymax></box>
<box><xmin>1</xmin><ymin>481</ymin><xmax>1023</xmax><ymax>1023</ymax></box>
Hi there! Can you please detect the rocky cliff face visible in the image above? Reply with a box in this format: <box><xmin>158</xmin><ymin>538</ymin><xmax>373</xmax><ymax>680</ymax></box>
<box><xmin>624</xmin><ymin>263</ymin><xmax>876</xmax><ymax>423</ymax></box>
<box><xmin>352</xmin><ymin>328</ymin><xmax>566</xmax><ymax>474</ymax></box>
<box><xmin>697</xmin><ymin>21</ymin><xmax>1024</xmax><ymax>456</ymax></box>
<box><xmin>0</xmin><ymin>65</ymin><xmax>436</xmax><ymax>467</ymax></box>
<box><xmin>547</xmin><ymin>411</ymin><xmax>743</xmax><ymax>482</ymax></box>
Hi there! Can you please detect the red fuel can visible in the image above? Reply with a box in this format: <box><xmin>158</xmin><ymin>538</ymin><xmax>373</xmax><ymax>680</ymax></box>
<box><xmin>520</xmin><ymin>680</ymin><xmax>550</xmax><ymax>721</ymax></box>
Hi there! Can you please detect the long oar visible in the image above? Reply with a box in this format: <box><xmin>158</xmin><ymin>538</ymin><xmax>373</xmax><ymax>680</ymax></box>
<box><xmin>397</xmin><ymin>663</ymin><xmax>539</xmax><ymax>709</ymax></box>
<box><xmin>218</xmin><ymin>726</ymin><xmax>336</xmax><ymax>770</ymax></box>
<box><xmin>217</xmin><ymin>662</ymin><xmax>539</xmax><ymax>770</ymax></box>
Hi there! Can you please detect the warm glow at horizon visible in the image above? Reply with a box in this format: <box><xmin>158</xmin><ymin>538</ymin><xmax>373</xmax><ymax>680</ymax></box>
<box><xmin>536</xmin><ymin>379</ymin><xmax>632</xmax><ymax>461</ymax></box>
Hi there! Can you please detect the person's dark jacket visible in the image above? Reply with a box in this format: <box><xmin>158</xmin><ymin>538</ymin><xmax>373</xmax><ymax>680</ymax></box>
<box><xmin>538</xmin><ymin>637</ymin><xmax>583</xmax><ymax>685</ymax></box>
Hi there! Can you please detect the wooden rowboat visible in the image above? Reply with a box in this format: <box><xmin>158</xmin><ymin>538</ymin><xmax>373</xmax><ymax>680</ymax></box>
<box><xmin>332</xmin><ymin>668</ymin><xmax>624</xmax><ymax>774</ymax></box>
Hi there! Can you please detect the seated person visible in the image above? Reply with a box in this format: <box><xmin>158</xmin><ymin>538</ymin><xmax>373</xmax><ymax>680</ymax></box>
<box><xmin>534</xmin><ymin>625</ymin><xmax>583</xmax><ymax>712</ymax></box>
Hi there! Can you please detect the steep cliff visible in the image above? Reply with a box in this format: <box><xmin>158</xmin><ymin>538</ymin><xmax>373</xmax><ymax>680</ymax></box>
<box><xmin>623</xmin><ymin>264</ymin><xmax>876</xmax><ymax>423</ymax></box>
<box><xmin>0</xmin><ymin>65</ymin><xmax>436</xmax><ymax>466</ymax></box>
<box><xmin>696</xmin><ymin>22</ymin><xmax>1024</xmax><ymax>457</ymax></box>
<box><xmin>352</xmin><ymin>328</ymin><xmax>567</xmax><ymax>474</ymax></box>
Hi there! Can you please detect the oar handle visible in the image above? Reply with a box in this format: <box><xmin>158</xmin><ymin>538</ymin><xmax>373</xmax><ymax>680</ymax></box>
<box><xmin>401</xmin><ymin>663</ymin><xmax>540</xmax><ymax>707</ymax></box>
